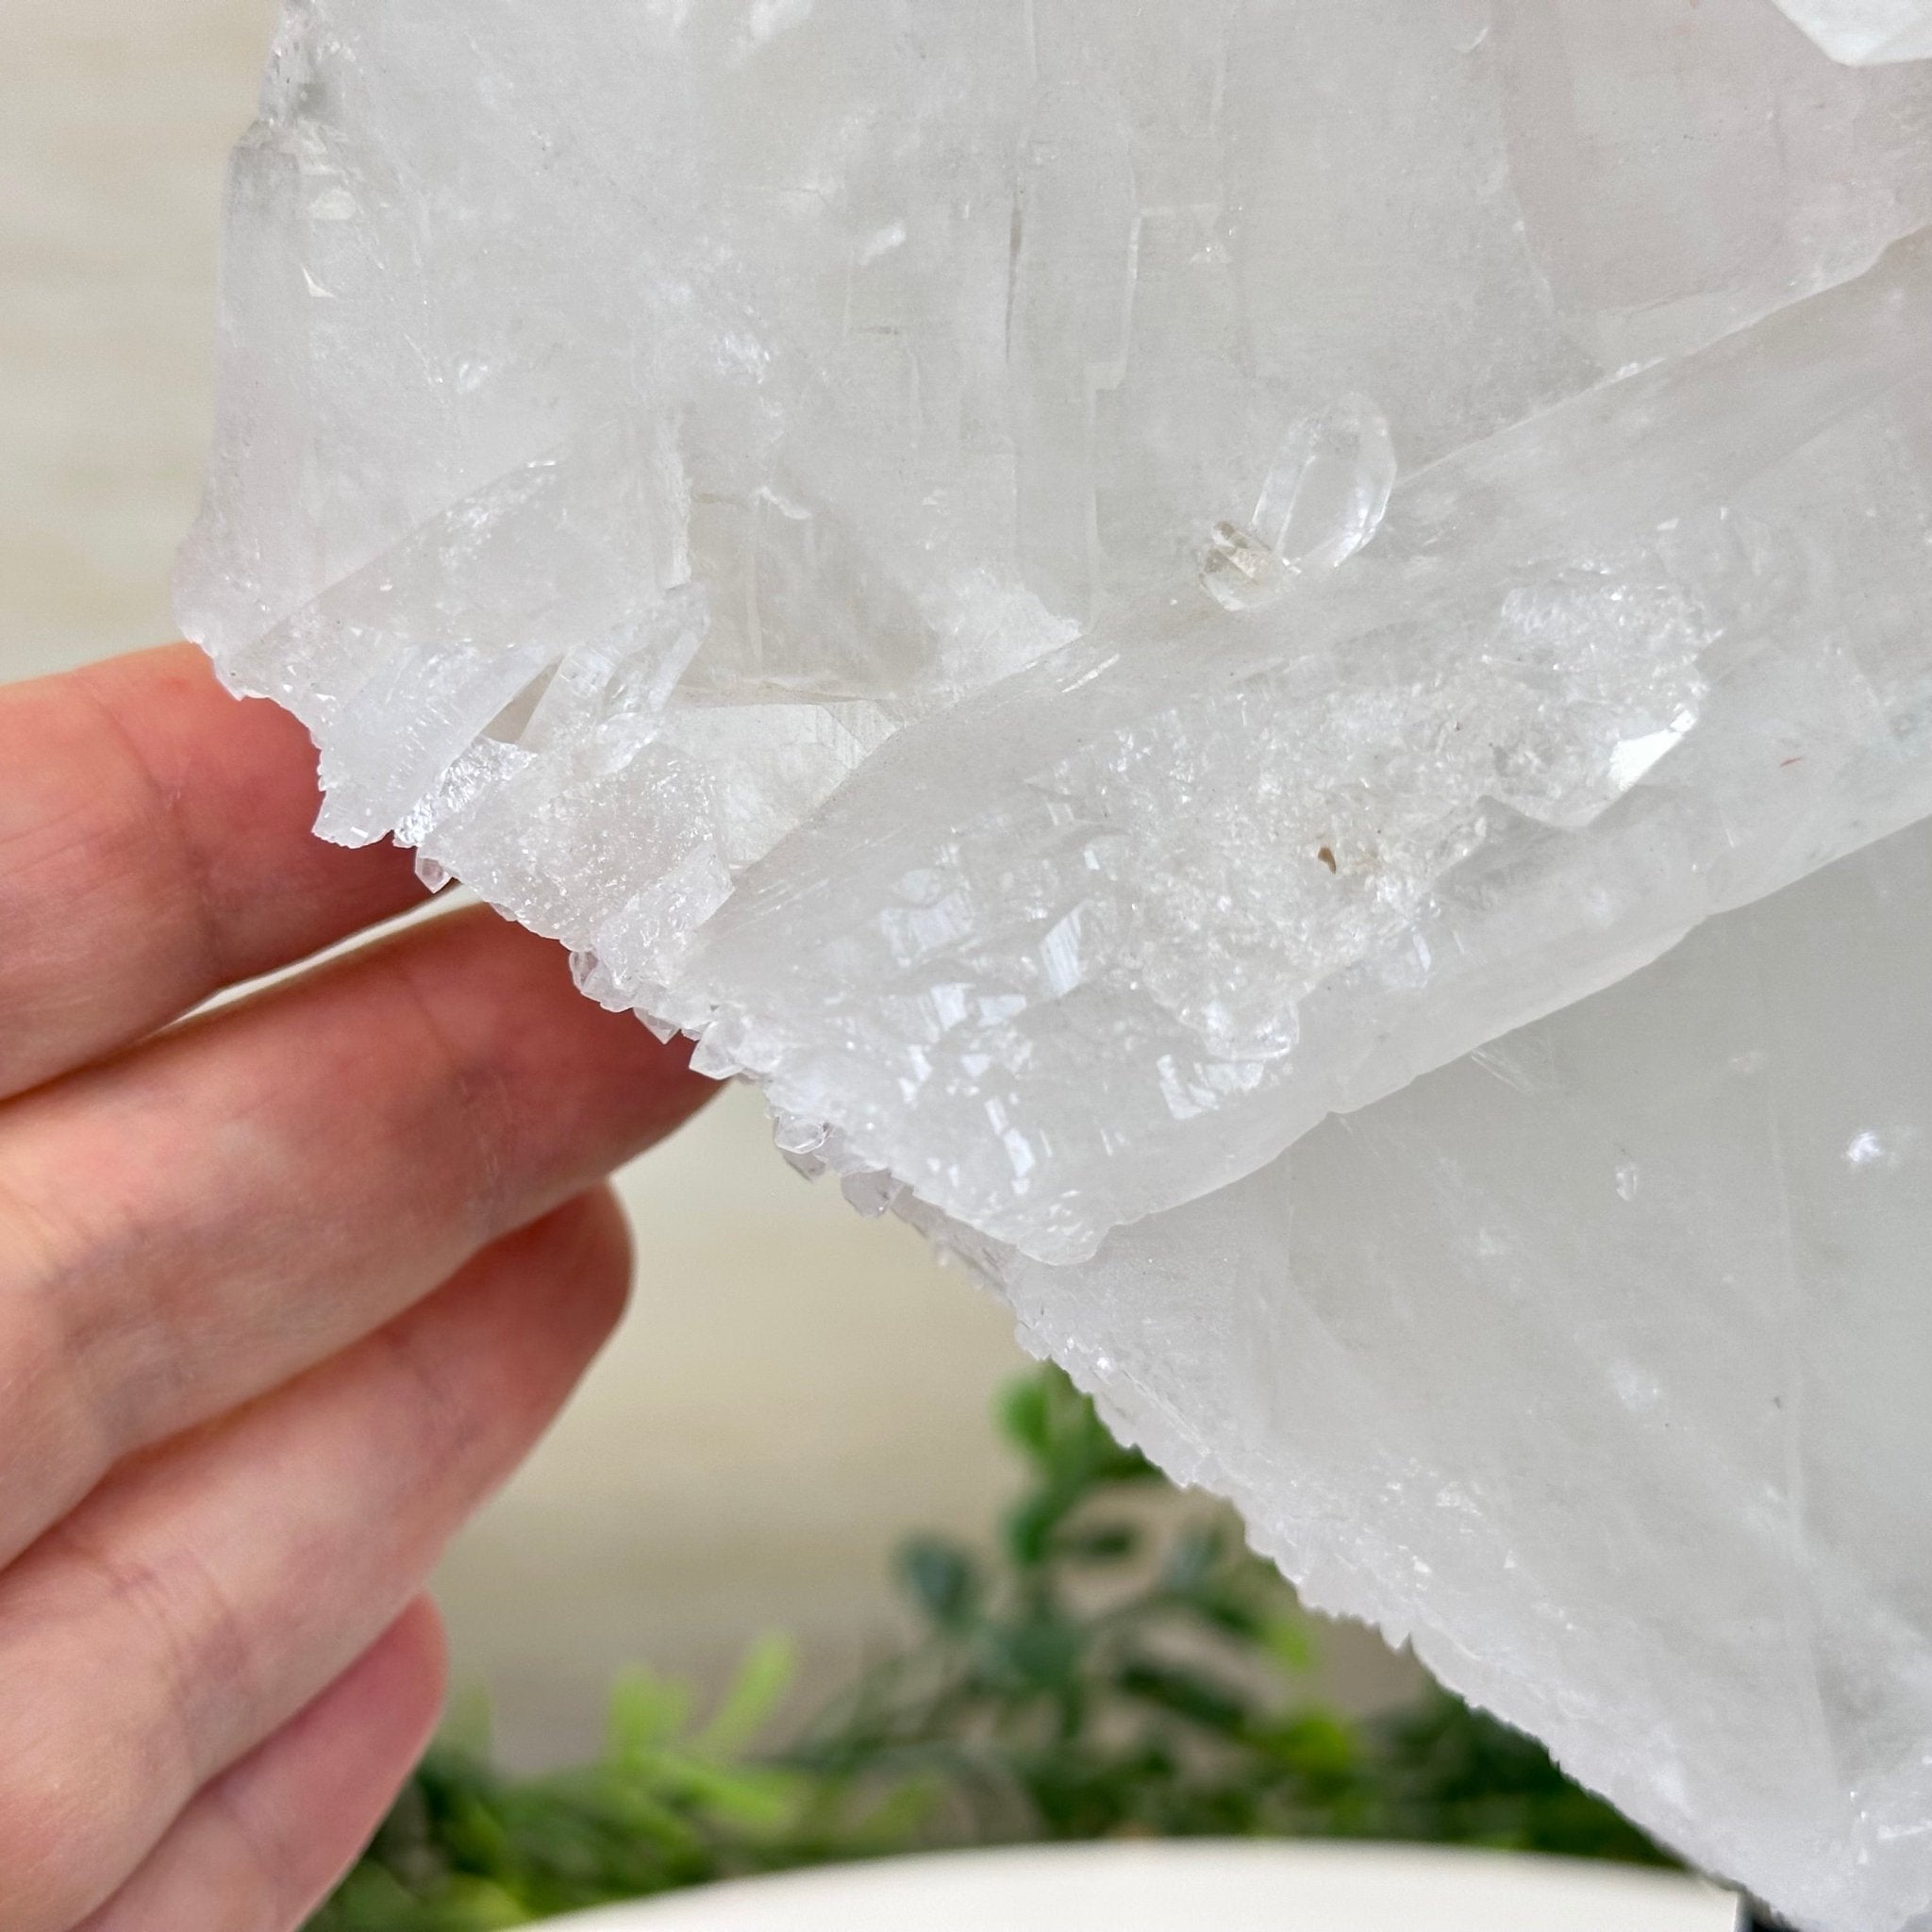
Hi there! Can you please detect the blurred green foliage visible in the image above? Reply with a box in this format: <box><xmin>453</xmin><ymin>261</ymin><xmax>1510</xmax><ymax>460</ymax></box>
<box><xmin>313</xmin><ymin>1367</ymin><xmax>1668</xmax><ymax>1929</ymax></box>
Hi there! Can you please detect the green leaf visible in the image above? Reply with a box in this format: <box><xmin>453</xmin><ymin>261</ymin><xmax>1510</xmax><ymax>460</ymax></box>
<box><xmin>1002</xmin><ymin>1492</ymin><xmax>1063</xmax><ymax>1569</ymax></box>
<box><xmin>900</xmin><ymin>1538</ymin><xmax>983</xmax><ymax>1627</ymax></box>
<box><xmin>437</xmin><ymin>1878</ymin><xmax>537</xmax><ymax>1929</ymax></box>
<box><xmin>1262</xmin><ymin>1612</ymin><xmax>1318</xmax><ymax>1674</ymax></box>
<box><xmin>657</xmin><ymin>1752</ymin><xmax>807</xmax><ymax>1830</ymax></box>
<box><xmin>989</xmin><ymin>1612</ymin><xmax>1083</xmax><ymax>1692</ymax></box>
<box><xmin>1114</xmin><ymin>1658</ymin><xmax>1252</xmax><ymax>1736</ymax></box>
<box><xmin>998</xmin><ymin>1374</ymin><xmax>1055</xmax><ymax>1464</ymax></box>
<box><xmin>693</xmin><ymin>1633</ymin><xmax>796</xmax><ymax>1759</ymax></box>
<box><xmin>605</xmin><ymin>1668</ymin><xmax>691</xmax><ymax>1765</ymax></box>
<box><xmin>1260</xmin><ymin>1708</ymin><xmax>1359</xmax><ymax>1778</ymax></box>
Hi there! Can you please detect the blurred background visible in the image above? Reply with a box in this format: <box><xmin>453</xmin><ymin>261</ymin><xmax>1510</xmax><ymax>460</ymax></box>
<box><xmin>0</xmin><ymin>0</ymin><xmax>1418</xmax><ymax>1772</ymax></box>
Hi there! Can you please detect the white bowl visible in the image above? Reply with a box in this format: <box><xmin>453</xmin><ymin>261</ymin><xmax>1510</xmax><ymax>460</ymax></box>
<box><xmin>544</xmin><ymin>1840</ymin><xmax>1741</xmax><ymax>1931</ymax></box>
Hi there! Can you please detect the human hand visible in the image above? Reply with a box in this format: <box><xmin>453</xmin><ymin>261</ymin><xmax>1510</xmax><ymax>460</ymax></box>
<box><xmin>0</xmin><ymin>646</ymin><xmax>713</xmax><ymax>1930</ymax></box>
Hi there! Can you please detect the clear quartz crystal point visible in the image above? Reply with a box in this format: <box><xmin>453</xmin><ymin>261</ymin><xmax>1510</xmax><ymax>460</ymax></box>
<box><xmin>177</xmin><ymin>3</ymin><xmax>1932</xmax><ymax>1924</ymax></box>
<box><xmin>1201</xmin><ymin>395</ymin><xmax>1397</xmax><ymax>612</ymax></box>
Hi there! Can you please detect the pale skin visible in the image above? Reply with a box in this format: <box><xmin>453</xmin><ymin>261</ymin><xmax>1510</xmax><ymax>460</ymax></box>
<box><xmin>0</xmin><ymin>644</ymin><xmax>715</xmax><ymax>1929</ymax></box>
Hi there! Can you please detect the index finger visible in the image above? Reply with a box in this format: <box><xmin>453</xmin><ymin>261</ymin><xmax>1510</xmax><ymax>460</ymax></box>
<box><xmin>0</xmin><ymin>645</ymin><xmax>426</xmax><ymax>1098</ymax></box>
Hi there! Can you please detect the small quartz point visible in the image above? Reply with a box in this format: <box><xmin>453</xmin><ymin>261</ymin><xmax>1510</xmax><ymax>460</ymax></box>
<box><xmin>1201</xmin><ymin>395</ymin><xmax>1397</xmax><ymax>612</ymax></box>
<box><xmin>177</xmin><ymin>4</ymin><xmax>1932</xmax><ymax>1924</ymax></box>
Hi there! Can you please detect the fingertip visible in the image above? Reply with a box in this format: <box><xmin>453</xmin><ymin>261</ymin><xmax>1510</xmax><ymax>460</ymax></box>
<box><xmin>296</xmin><ymin>1593</ymin><xmax>449</xmax><ymax>1809</ymax></box>
<box><xmin>375</xmin><ymin>1594</ymin><xmax>452</xmax><ymax>1739</ymax></box>
<box><xmin>525</xmin><ymin>1184</ymin><xmax>639</xmax><ymax>1357</ymax></box>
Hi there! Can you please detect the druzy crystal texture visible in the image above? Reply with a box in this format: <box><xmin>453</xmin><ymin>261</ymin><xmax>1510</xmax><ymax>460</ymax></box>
<box><xmin>179</xmin><ymin>4</ymin><xmax>1932</xmax><ymax>1925</ymax></box>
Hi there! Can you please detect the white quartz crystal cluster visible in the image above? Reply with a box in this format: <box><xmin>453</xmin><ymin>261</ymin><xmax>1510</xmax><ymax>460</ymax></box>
<box><xmin>179</xmin><ymin>3</ymin><xmax>1932</xmax><ymax>1925</ymax></box>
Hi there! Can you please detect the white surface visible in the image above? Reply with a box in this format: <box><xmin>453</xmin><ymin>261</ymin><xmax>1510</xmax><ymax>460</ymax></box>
<box><xmin>547</xmin><ymin>1842</ymin><xmax>1740</xmax><ymax>1932</ymax></box>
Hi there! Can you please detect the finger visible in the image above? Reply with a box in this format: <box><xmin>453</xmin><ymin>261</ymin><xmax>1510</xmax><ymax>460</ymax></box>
<box><xmin>0</xmin><ymin>903</ymin><xmax>708</xmax><ymax>1567</ymax></box>
<box><xmin>0</xmin><ymin>642</ymin><xmax>425</xmax><ymax>1101</ymax></box>
<box><xmin>0</xmin><ymin>1190</ymin><xmax>631</xmax><ymax>1932</ymax></box>
<box><xmin>75</xmin><ymin>1597</ymin><xmax>448</xmax><ymax>1932</ymax></box>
